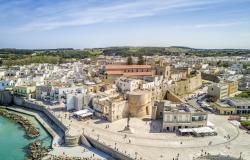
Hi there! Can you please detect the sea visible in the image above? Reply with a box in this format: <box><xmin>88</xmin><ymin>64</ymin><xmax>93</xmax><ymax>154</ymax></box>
<box><xmin>0</xmin><ymin>111</ymin><xmax>52</xmax><ymax>160</ymax></box>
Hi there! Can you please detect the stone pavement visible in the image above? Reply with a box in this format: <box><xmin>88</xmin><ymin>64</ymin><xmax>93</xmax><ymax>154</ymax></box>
<box><xmin>56</xmin><ymin>111</ymin><xmax>250</xmax><ymax>160</ymax></box>
<box><xmin>32</xmin><ymin>101</ymin><xmax>250</xmax><ymax>160</ymax></box>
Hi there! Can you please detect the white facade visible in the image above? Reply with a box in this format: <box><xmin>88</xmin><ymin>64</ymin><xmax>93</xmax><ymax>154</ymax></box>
<box><xmin>141</xmin><ymin>76</ymin><xmax>163</xmax><ymax>90</ymax></box>
<box><xmin>0</xmin><ymin>80</ymin><xmax>15</xmax><ymax>91</ymax></box>
<box><xmin>66</xmin><ymin>94</ymin><xmax>75</xmax><ymax>111</ymax></box>
<box><xmin>51</xmin><ymin>86</ymin><xmax>86</xmax><ymax>101</ymax></box>
<box><xmin>65</xmin><ymin>93</ymin><xmax>84</xmax><ymax>111</ymax></box>
<box><xmin>207</xmin><ymin>83</ymin><xmax>228</xmax><ymax>100</ymax></box>
<box><xmin>116</xmin><ymin>77</ymin><xmax>141</xmax><ymax>93</ymax></box>
<box><xmin>230</xmin><ymin>63</ymin><xmax>243</xmax><ymax>73</ymax></box>
<box><xmin>171</xmin><ymin>73</ymin><xmax>182</xmax><ymax>81</ymax></box>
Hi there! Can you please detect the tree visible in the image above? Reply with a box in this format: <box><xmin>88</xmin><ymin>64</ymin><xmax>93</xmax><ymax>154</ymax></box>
<box><xmin>243</xmin><ymin>63</ymin><xmax>248</xmax><ymax>69</ymax></box>
<box><xmin>127</xmin><ymin>56</ymin><xmax>133</xmax><ymax>65</ymax></box>
<box><xmin>137</xmin><ymin>54</ymin><xmax>144</xmax><ymax>65</ymax></box>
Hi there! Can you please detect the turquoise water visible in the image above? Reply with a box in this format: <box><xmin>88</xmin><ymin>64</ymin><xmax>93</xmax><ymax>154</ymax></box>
<box><xmin>0</xmin><ymin>111</ymin><xmax>52</xmax><ymax>160</ymax></box>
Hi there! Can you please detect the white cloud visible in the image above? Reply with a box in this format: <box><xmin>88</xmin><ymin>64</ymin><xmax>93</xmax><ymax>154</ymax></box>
<box><xmin>194</xmin><ymin>22</ymin><xmax>246</xmax><ymax>28</ymax></box>
<box><xmin>18</xmin><ymin>0</ymin><xmax>226</xmax><ymax>31</ymax></box>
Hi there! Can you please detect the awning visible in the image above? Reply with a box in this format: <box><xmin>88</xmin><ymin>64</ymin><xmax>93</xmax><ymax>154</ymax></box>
<box><xmin>179</xmin><ymin>127</ymin><xmax>215</xmax><ymax>134</ymax></box>
<box><xmin>73</xmin><ymin>108</ymin><xmax>93</xmax><ymax>118</ymax></box>
<box><xmin>192</xmin><ymin>127</ymin><xmax>215</xmax><ymax>134</ymax></box>
<box><xmin>179</xmin><ymin>128</ymin><xmax>193</xmax><ymax>133</ymax></box>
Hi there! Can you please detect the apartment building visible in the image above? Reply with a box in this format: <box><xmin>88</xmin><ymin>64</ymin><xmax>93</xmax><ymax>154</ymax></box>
<box><xmin>224</xmin><ymin>80</ymin><xmax>238</xmax><ymax>96</ymax></box>
<box><xmin>162</xmin><ymin>102</ymin><xmax>208</xmax><ymax>132</ymax></box>
<box><xmin>207</xmin><ymin>83</ymin><xmax>229</xmax><ymax>100</ymax></box>
<box><xmin>92</xmin><ymin>93</ymin><xmax>128</xmax><ymax>122</ymax></box>
<box><xmin>226</xmin><ymin>98</ymin><xmax>250</xmax><ymax>114</ymax></box>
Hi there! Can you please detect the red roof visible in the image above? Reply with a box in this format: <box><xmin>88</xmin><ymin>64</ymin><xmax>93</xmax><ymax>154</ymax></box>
<box><xmin>107</xmin><ymin>71</ymin><xmax>152</xmax><ymax>76</ymax></box>
<box><xmin>123</xmin><ymin>72</ymin><xmax>152</xmax><ymax>76</ymax></box>
<box><xmin>106</xmin><ymin>65</ymin><xmax>151</xmax><ymax>70</ymax></box>
<box><xmin>106</xmin><ymin>71</ymin><xmax>123</xmax><ymax>75</ymax></box>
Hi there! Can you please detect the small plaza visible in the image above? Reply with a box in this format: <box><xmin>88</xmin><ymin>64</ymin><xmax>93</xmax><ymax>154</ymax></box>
<box><xmin>48</xmin><ymin>103</ymin><xmax>250</xmax><ymax>160</ymax></box>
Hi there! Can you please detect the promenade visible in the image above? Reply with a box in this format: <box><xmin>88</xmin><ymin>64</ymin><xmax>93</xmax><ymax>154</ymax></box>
<box><xmin>13</xmin><ymin>99</ymin><xmax>250</xmax><ymax>160</ymax></box>
<box><xmin>5</xmin><ymin>106</ymin><xmax>110</xmax><ymax>160</ymax></box>
<box><xmin>53</xmin><ymin>107</ymin><xmax>250</xmax><ymax>160</ymax></box>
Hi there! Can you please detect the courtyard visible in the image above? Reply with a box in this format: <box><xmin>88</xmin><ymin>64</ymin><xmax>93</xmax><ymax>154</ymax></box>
<box><xmin>50</xmin><ymin>106</ymin><xmax>250</xmax><ymax>160</ymax></box>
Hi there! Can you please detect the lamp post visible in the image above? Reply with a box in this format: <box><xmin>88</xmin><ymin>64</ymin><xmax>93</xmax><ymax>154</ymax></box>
<box><xmin>135</xmin><ymin>152</ymin><xmax>138</xmax><ymax>159</ymax></box>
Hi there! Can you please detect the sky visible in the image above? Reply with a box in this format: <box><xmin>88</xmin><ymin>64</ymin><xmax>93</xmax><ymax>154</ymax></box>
<box><xmin>0</xmin><ymin>0</ymin><xmax>250</xmax><ymax>49</ymax></box>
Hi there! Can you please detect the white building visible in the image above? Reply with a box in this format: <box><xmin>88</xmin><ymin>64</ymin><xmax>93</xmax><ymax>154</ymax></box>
<box><xmin>141</xmin><ymin>76</ymin><xmax>163</xmax><ymax>90</ymax></box>
<box><xmin>50</xmin><ymin>86</ymin><xmax>86</xmax><ymax>102</ymax></box>
<box><xmin>0</xmin><ymin>80</ymin><xmax>15</xmax><ymax>91</ymax></box>
<box><xmin>65</xmin><ymin>93</ymin><xmax>84</xmax><ymax>111</ymax></box>
<box><xmin>207</xmin><ymin>83</ymin><xmax>228</xmax><ymax>100</ymax></box>
<box><xmin>116</xmin><ymin>77</ymin><xmax>141</xmax><ymax>93</ymax></box>
<box><xmin>230</xmin><ymin>63</ymin><xmax>243</xmax><ymax>73</ymax></box>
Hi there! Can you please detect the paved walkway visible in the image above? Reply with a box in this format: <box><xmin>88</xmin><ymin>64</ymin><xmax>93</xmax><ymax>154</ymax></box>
<box><xmin>18</xmin><ymin>100</ymin><xmax>250</xmax><ymax>160</ymax></box>
<box><xmin>56</xmin><ymin>111</ymin><xmax>250</xmax><ymax>160</ymax></box>
<box><xmin>6</xmin><ymin>106</ymin><xmax>111</xmax><ymax>160</ymax></box>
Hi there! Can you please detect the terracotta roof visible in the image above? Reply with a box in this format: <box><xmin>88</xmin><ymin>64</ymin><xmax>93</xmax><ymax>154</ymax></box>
<box><xmin>123</xmin><ymin>72</ymin><xmax>152</xmax><ymax>76</ymax></box>
<box><xmin>107</xmin><ymin>70</ymin><xmax>152</xmax><ymax>76</ymax></box>
<box><xmin>106</xmin><ymin>71</ymin><xmax>123</xmax><ymax>75</ymax></box>
<box><xmin>106</xmin><ymin>65</ymin><xmax>151</xmax><ymax>70</ymax></box>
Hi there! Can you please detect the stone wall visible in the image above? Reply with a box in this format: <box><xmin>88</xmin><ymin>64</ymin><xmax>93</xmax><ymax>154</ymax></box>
<box><xmin>64</xmin><ymin>134</ymin><xmax>80</xmax><ymax>147</ymax></box>
<box><xmin>12</xmin><ymin>96</ymin><xmax>84</xmax><ymax>147</ymax></box>
<box><xmin>0</xmin><ymin>91</ymin><xmax>13</xmax><ymax>105</ymax></box>
<box><xmin>201</xmin><ymin>72</ymin><xmax>220</xmax><ymax>83</ymax></box>
<box><xmin>128</xmin><ymin>90</ymin><xmax>152</xmax><ymax>117</ymax></box>
<box><xmin>85</xmin><ymin>135</ymin><xmax>133</xmax><ymax>160</ymax></box>
<box><xmin>170</xmin><ymin>72</ymin><xmax>202</xmax><ymax>96</ymax></box>
<box><xmin>165</xmin><ymin>90</ymin><xmax>183</xmax><ymax>103</ymax></box>
<box><xmin>13</xmin><ymin>96</ymin><xmax>68</xmax><ymax>132</ymax></box>
<box><xmin>9</xmin><ymin>95</ymin><xmax>138</xmax><ymax>157</ymax></box>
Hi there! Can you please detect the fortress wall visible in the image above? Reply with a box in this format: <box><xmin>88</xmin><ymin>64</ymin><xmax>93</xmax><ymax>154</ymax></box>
<box><xmin>128</xmin><ymin>91</ymin><xmax>152</xmax><ymax>117</ymax></box>
<box><xmin>85</xmin><ymin>135</ymin><xmax>132</xmax><ymax>160</ymax></box>
<box><xmin>170</xmin><ymin>72</ymin><xmax>202</xmax><ymax>96</ymax></box>
<box><xmin>13</xmin><ymin>96</ymin><xmax>67</xmax><ymax>132</ymax></box>
<box><xmin>0</xmin><ymin>91</ymin><xmax>13</xmax><ymax>105</ymax></box>
<box><xmin>12</xmin><ymin>97</ymin><xmax>82</xmax><ymax>147</ymax></box>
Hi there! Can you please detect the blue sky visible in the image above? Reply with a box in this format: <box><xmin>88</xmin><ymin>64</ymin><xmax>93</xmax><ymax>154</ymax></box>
<box><xmin>0</xmin><ymin>0</ymin><xmax>250</xmax><ymax>49</ymax></box>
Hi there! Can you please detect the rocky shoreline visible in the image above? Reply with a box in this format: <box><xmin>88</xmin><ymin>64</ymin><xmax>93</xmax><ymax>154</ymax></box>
<box><xmin>0</xmin><ymin>109</ymin><xmax>40</xmax><ymax>138</ymax></box>
<box><xmin>25</xmin><ymin>140</ymin><xmax>100</xmax><ymax>160</ymax></box>
<box><xmin>46</xmin><ymin>155</ymin><xmax>100</xmax><ymax>160</ymax></box>
<box><xmin>26</xmin><ymin>141</ymin><xmax>50</xmax><ymax>160</ymax></box>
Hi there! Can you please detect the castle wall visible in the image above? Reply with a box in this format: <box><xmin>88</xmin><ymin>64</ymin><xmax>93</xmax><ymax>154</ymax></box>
<box><xmin>128</xmin><ymin>90</ymin><xmax>152</xmax><ymax>117</ymax></box>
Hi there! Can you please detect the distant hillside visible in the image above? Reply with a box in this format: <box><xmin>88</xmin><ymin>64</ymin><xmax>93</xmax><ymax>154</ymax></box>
<box><xmin>0</xmin><ymin>48</ymin><xmax>102</xmax><ymax>67</ymax></box>
<box><xmin>165</xmin><ymin>46</ymin><xmax>192</xmax><ymax>53</ymax></box>
<box><xmin>102</xmin><ymin>46</ymin><xmax>250</xmax><ymax>57</ymax></box>
<box><xmin>1</xmin><ymin>47</ymin><xmax>250</xmax><ymax>65</ymax></box>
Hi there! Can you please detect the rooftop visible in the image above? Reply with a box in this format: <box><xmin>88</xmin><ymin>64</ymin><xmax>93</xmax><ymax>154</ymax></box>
<box><xmin>106</xmin><ymin>65</ymin><xmax>151</xmax><ymax>70</ymax></box>
<box><xmin>228</xmin><ymin>98</ymin><xmax>250</xmax><ymax>106</ymax></box>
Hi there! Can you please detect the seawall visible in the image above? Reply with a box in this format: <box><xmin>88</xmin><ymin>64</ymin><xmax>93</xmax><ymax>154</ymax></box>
<box><xmin>85</xmin><ymin>135</ymin><xmax>133</xmax><ymax>160</ymax></box>
<box><xmin>0</xmin><ymin>93</ymin><xmax>134</xmax><ymax>159</ymax></box>
<box><xmin>13</xmin><ymin>96</ymin><xmax>68</xmax><ymax>132</ymax></box>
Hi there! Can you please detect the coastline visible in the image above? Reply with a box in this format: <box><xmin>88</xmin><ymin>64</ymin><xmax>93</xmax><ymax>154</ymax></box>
<box><xmin>0</xmin><ymin>108</ymin><xmax>40</xmax><ymax>139</ymax></box>
<box><xmin>0</xmin><ymin>105</ymin><xmax>110</xmax><ymax>160</ymax></box>
<box><xmin>2</xmin><ymin>106</ymin><xmax>63</xmax><ymax>149</ymax></box>
<box><xmin>0</xmin><ymin>107</ymin><xmax>53</xmax><ymax>160</ymax></box>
